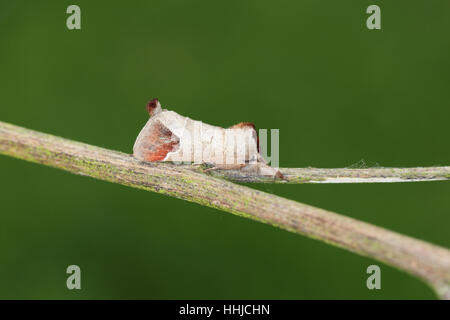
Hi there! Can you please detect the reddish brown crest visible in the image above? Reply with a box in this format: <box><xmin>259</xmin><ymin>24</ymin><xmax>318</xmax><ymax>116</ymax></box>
<box><xmin>229</xmin><ymin>122</ymin><xmax>259</xmax><ymax>152</ymax></box>
<box><xmin>146</xmin><ymin>98</ymin><xmax>160</xmax><ymax>116</ymax></box>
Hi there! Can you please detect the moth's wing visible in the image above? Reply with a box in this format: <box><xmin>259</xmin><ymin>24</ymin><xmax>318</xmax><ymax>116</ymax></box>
<box><xmin>133</xmin><ymin>120</ymin><xmax>180</xmax><ymax>162</ymax></box>
<box><xmin>228</xmin><ymin>122</ymin><xmax>259</xmax><ymax>153</ymax></box>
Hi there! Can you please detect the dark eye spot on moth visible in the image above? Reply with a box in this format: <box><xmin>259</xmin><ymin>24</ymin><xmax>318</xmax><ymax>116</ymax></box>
<box><xmin>133</xmin><ymin>99</ymin><xmax>283</xmax><ymax>179</ymax></box>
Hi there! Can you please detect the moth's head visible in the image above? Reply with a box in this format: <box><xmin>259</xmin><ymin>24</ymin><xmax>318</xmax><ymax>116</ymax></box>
<box><xmin>146</xmin><ymin>98</ymin><xmax>162</xmax><ymax>117</ymax></box>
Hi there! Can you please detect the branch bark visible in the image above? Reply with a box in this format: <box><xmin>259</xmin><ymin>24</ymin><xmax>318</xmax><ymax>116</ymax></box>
<box><xmin>208</xmin><ymin>166</ymin><xmax>450</xmax><ymax>183</ymax></box>
<box><xmin>1</xmin><ymin>120</ymin><xmax>449</xmax><ymax>299</ymax></box>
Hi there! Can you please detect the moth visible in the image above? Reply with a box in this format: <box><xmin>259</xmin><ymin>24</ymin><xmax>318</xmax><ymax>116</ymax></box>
<box><xmin>133</xmin><ymin>99</ymin><xmax>282</xmax><ymax>178</ymax></box>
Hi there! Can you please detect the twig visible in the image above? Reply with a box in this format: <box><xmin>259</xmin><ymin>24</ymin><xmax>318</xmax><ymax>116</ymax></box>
<box><xmin>207</xmin><ymin>166</ymin><xmax>450</xmax><ymax>183</ymax></box>
<box><xmin>1</xmin><ymin>120</ymin><xmax>449</xmax><ymax>299</ymax></box>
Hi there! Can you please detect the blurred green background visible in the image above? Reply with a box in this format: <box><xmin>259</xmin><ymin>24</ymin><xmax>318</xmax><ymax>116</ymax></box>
<box><xmin>0</xmin><ymin>0</ymin><xmax>449</xmax><ymax>299</ymax></box>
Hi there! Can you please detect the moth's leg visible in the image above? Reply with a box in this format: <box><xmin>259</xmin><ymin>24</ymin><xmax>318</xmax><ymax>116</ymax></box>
<box><xmin>257</xmin><ymin>163</ymin><xmax>285</xmax><ymax>179</ymax></box>
<box><xmin>203</xmin><ymin>163</ymin><xmax>247</xmax><ymax>173</ymax></box>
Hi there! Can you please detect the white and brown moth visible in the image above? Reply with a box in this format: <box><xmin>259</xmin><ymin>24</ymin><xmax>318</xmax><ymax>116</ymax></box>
<box><xmin>133</xmin><ymin>99</ymin><xmax>282</xmax><ymax>178</ymax></box>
